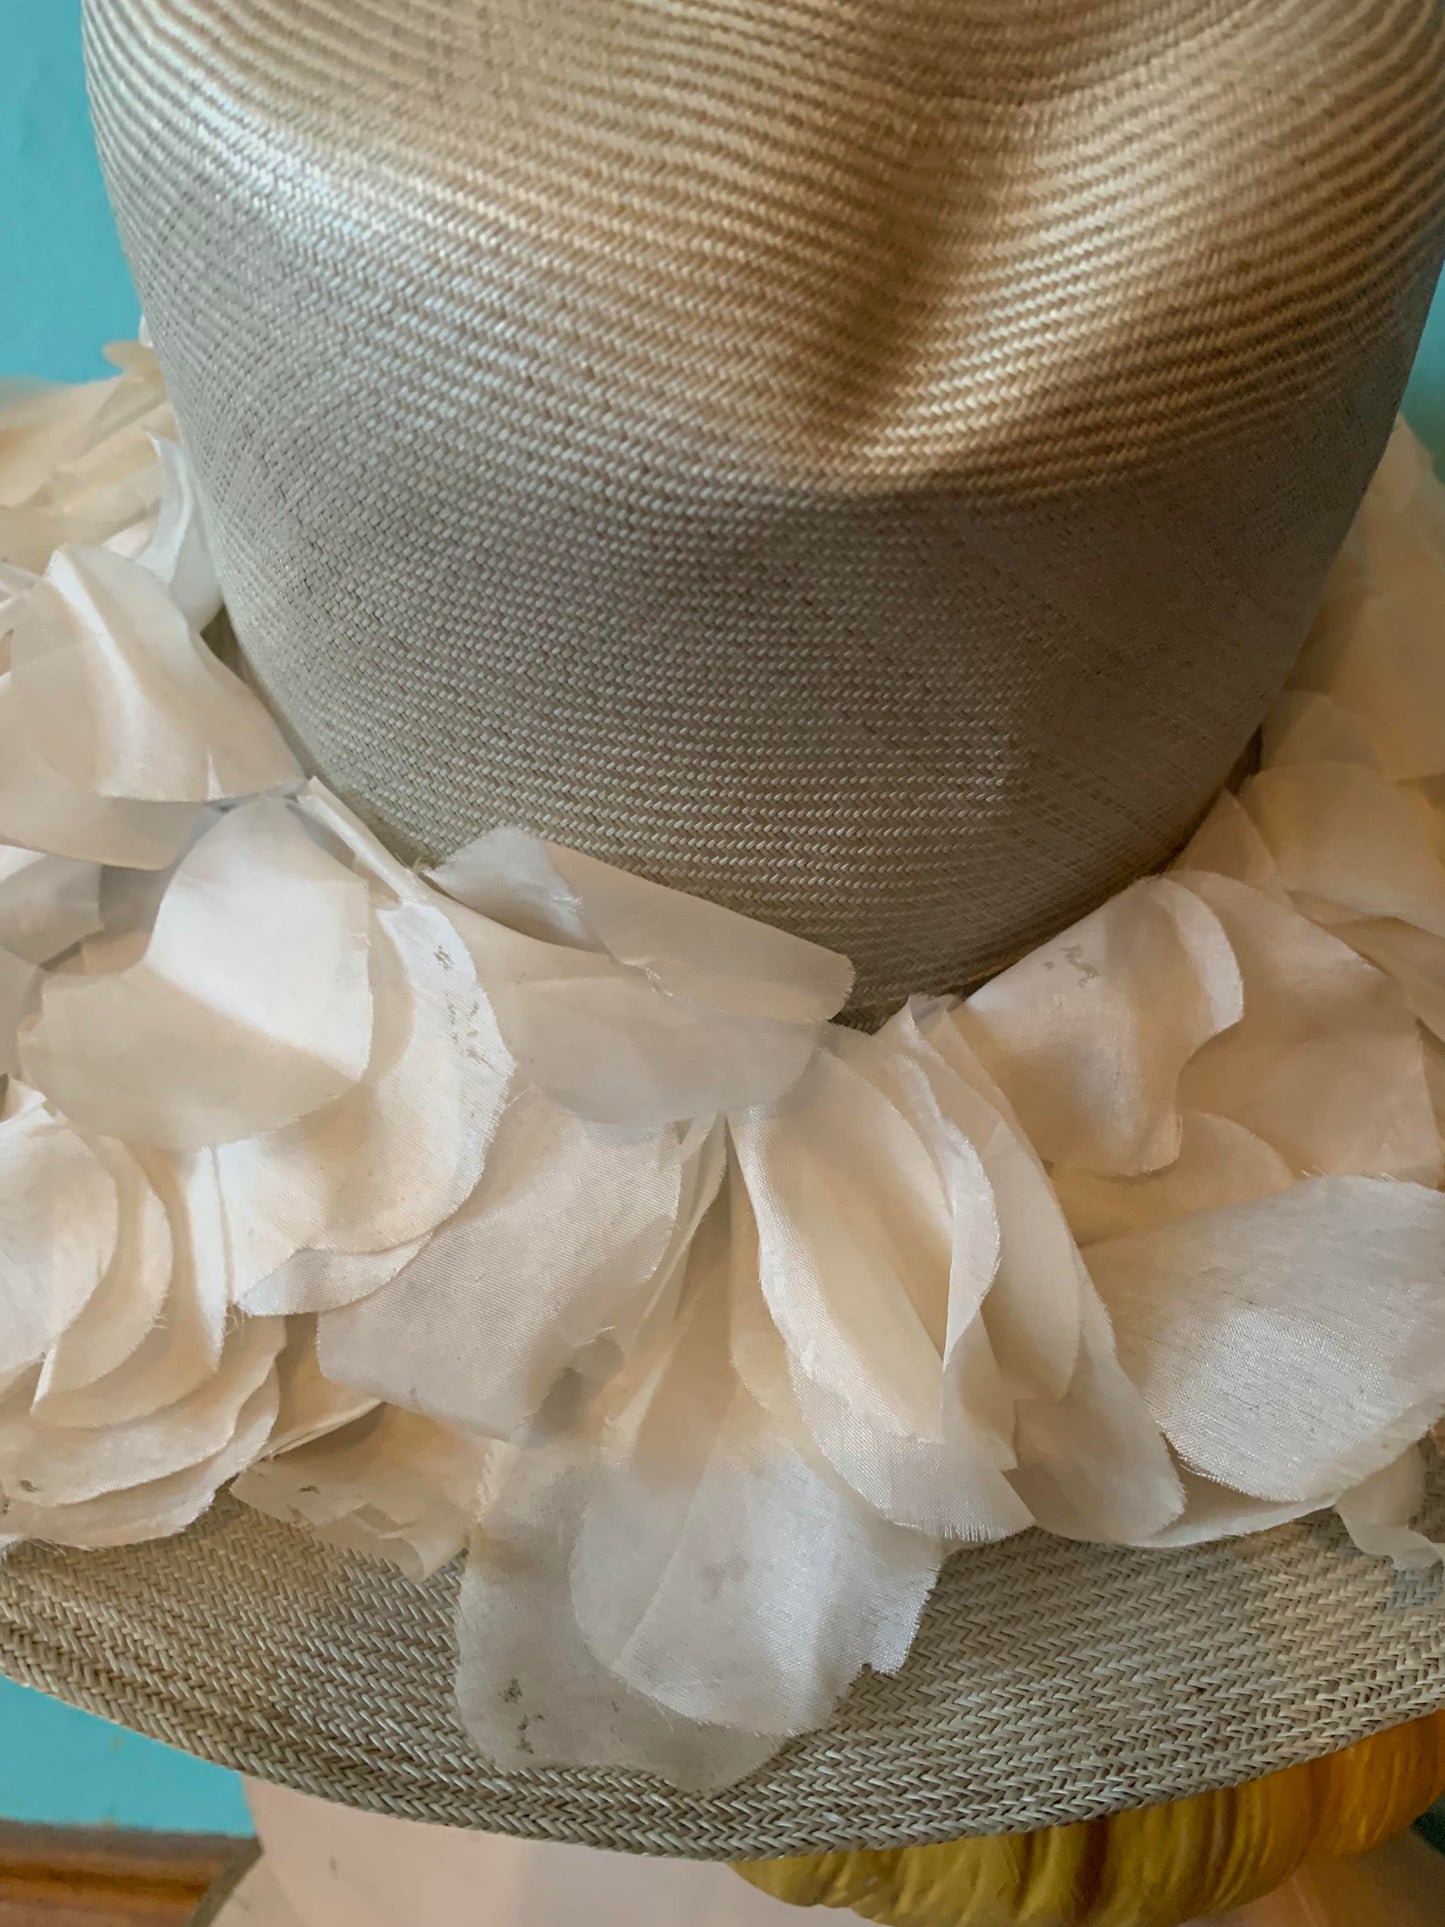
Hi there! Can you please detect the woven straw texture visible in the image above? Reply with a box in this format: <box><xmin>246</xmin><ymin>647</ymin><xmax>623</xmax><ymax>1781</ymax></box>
<box><xmin>2</xmin><ymin>1481</ymin><xmax>1445</xmax><ymax>1860</ymax></box>
<box><xmin>83</xmin><ymin>0</ymin><xmax>1445</xmax><ymax>1015</ymax></box>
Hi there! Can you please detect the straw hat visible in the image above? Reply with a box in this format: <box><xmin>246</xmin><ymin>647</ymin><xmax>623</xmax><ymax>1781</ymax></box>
<box><xmin>1</xmin><ymin>0</ymin><xmax>1445</xmax><ymax>1859</ymax></box>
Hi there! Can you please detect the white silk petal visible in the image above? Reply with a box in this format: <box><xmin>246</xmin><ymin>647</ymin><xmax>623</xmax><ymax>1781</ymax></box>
<box><xmin>32</xmin><ymin>1135</ymin><xmax>172</xmax><ymax>1408</ymax></box>
<box><xmin>570</xmin><ymin>1117</ymin><xmax>727</xmax><ymax>1386</ymax></box>
<box><xmin>1331</xmin><ymin>916</ymin><xmax>1445</xmax><ymax>1042</ymax></box>
<box><xmin>433</xmin><ymin>826</ymin><xmax>851</xmax><ymax>1125</ymax></box>
<box><xmin>214</xmin><ymin>898</ymin><xmax>509</xmax><ymax>1257</ymax></box>
<box><xmin>0</xmin><ymin>949</ymin><xmax>36</xmax><ymax>1076</ymax></box>
<box><xmin>571</xmin><ymin>1268</ymin><xmax>941</xmax><ymax>1737</ymax></box>
<box><xmin>11</xmin><ymin>546</ymin><xmax>298</xmax><ymax>803</ymax></box>
<box><xmin>1177</xmin><ymin>872</ymin><xmax>1440</xmax><ymax>1183</ymax></box>
<box><xmin>0</xmin><ymin>561</ymin><xmax>35</xmax><ymax>654</ymax></box>
<box><xmin>132</xmin><ymin>434</ymin><xmax>223</xmax><ymax>632</ymax></box>
<box><xmin>0</xmin><ymin>675</ymin><xmax>203</xmax><ymax>868</ymax></box>
<box><xmin>317</xmin><ymin>1091</ymin><xmax>687</xmax><ymax>1439</ymax></box>
<box><xmin>732</xmin><ymin>1036</ymin><xmax>973</xmax><ymax>1438</ymax></box>
<box><xmin>485</xmin><ymin>972</ymin><xmax>829</xmax><ymax>1128</ymax></box>
<box><xmin>1136</xmin><ymin>1467</ymin><xmax>1316</xmax><ymax>1548</ymax></box>
<box><xmin>267</xmin><ymin>1329</ymin><xmax>377</xmax><ymax>1456</ymax></box>
<box><xmin>912</xmin><ymin>1008</ymin><xmax>1085</xmax><ymax>1401</ymax></box>
<box><xmin>0</xmin><ymin>1314</ymin><xmax>282</xmax><ymax>1507</ymax></box>
<box><xmin>43</xmin><ymin>1149</ymin><xmax>232</xmax><ymax>1429</ymax></box>
<box><xmin>1174</xmin><ymin>791</ymin><xmax>1287</xmax><ymax>896</ymax></box>
<box><xmin>1244</xmin><ymin>761</ymin><xmax>1445</xmax><ymax>936</ymax></box>
<box><xmin>0</xmin><ymin>1088</ymin><xmax>119</xmax><ymax>1380</ymax></box>
<box><xmin>957</xmin><ymin>877</ymin><xmax>1243</xmax><ymax>1175</ymax></box>
<box><xmin>1090</xmin><ymin>1178</ymin><xmax>1445</xmax><ymax>1505</ymax></box>
<box><xmin>0</xmin><ymin>847</ymin><xmax>102</xmax><ymax>964</ymax></box>
<box><xmin>22</xmin><ymin>799</ymin><xmax>374</xmax><ymax>1149</ymax></box>
<box><xmin>295</xmin><ymin>782</ymin><xmax>430</xmax><ymax>903</ymax></box>
<box><xmin>1262</xmin><ymin>691</ymin><xmax>1385</xmax><ymax>770</ymax></box>
<box><xmin>455</xmin><ymin>1441</ymin><xmax>788</xmax><ymax>1788</ymax></box>
<box><xmin>1007</xmin><ymin>1283</ymin><xmax>1185</xmax><ymax>1543</ymax></box>
<box><xmin>730</xmin><ymin>1025</ymin><xmax>1032</xmax><ymax>1539</ymax></box>
<box><xmin>0</xmin><ymin>378</ymin><xmax>122</xmax><ymax>526</ymax></box>
<box><xmin>2</xmin><ymin>1373</ymin><xmax>280</xmax><ymax>1550</ymax></box>
<box><xmin>728</xmin><ymin>1196</ymin><xmax>1033</xmax><ymax>1545</ymax></box>
<box><xmin>1335</xmin><ymin>1448</ymin><xmax>1441</xmax><ymax>1572</ymax></box>
<box><xmin>1055</xmin><ymin>1111</ymin><xmax>1294</xmax><ymax>1246</ymax></box>
<box><xmin>235</xmin><ymin>1407</ymin><xmax>492</xmax><ymax>1582</ymax></box>
<box><xmin>1290</xmin><ymin>483</ymin><xmax>1445</xmax><ymax>781</ymax></box>
<box><xmin>432</xmin><ymin>828</ymin><xmax>854</xmax><ymax>1023</ymax></box>
<box><xmin>238</xmin><ymin>1240</ymin><xmax>426</xmax><ymax>1318</ymax></box>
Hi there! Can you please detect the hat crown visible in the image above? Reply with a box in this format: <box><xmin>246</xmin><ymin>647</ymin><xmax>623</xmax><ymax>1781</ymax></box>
<box><xmin>84</xmin><ymin>0</ymin><xmax>1445</xmax><ymax>1008</ymax></box>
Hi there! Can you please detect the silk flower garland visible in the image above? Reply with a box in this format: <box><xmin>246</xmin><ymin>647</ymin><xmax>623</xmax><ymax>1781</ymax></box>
<box><xmin>1</xmin><ymin>349</ymin><xmax>1445</xmax><ymax>1787</ymax></box>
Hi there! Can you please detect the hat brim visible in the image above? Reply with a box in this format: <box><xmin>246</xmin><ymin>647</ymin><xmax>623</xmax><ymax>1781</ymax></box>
<box><xmin>3</xmin><ymin>1478</ymin><xmax>1442</xmax><ymax>1860</ymax></box>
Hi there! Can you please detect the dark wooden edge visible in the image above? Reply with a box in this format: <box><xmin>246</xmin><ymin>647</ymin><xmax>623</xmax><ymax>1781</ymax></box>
<box><xmin>0</xmin><ymin>1822</ymin><xmax>252</xmax><ymax>1920</ymax></box>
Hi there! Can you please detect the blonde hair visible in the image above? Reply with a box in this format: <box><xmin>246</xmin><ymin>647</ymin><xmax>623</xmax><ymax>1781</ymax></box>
<box><xmin>736</xmin><ymin>1712</ymin><xmax>1445</xmax><ymax>1927</ymax></box>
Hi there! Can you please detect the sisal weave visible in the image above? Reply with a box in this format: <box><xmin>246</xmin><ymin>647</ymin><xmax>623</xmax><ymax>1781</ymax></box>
<box><xmin>82</xmin><ymin>0</ymin><xmax>1445</xmax><ymax>1012</ymax></box>
<box><xmin>2</xmin><ymin>1480</ymin><xmax>1444</xmax><ymax>1860</ymax></box>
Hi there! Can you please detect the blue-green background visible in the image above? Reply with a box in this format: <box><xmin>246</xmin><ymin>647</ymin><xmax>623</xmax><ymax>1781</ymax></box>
<box><xmin>1</xmin><ymin>0</ymin><xmax>1444</xmax><ymax>1845</ymax></box>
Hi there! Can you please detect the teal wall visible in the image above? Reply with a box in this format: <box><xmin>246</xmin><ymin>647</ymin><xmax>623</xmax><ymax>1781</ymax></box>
<box><xmin>1</xmin><ymin>0</ymin><xmax>244</xmax><ymax>1839</ymax></box>
<box><xmin>1</xmin><ymin>0</ymin><xmax>1445</xmax><ymax>1847</ymax></box>
<box><xmin>0</xmin><ymin>1683</ymin><xmax>250</xmax><ymax>1834</ymax></box>
<box><xmin>1</xmin><ymin>0</ymin><xmax>139</xmax><ymax>382</ymax></box>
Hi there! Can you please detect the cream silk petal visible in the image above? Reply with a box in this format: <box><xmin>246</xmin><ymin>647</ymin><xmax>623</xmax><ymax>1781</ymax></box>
<box><xmin>1175</xmin><ymin>871</ymin><xmax>1440</xmax><ymax>1184</ymax></box>
<box><xmin>730</xmin><ymin>1028</ymin><xmax>1030</xmax><ymax>1540</ymax></box>
<box><xmin>0</xmin><ymin>1314</ymin><xmax>282</xmax><ymax>1508</ymax></box>
<box><xmin>956</xmin><ymin>877</ymin><xmax>1243</xmax><ymax>1175</ymax></box>
<box><xmin>432</xmin><ymin>828</ymin><xmax>854</xmax><ymax>1023</ymax></box>
<box><xmin>22</xmin><ymin>799</ymin><xmax>375</xmax><ymax>1149</ymax></box>
<box><xmin>0</xmin><ymin>951</ymin><xmax>37</xmax><ymax>1076</ymax></box>
<box><xmin>569</xmin><ymin>1243</ymin><xmax>942</xmax><ymax>1738</ymax></box>
<box><xmin>455</xmin><ymin>1440</ymin><xmax>791</xmax><ymax>1789</ymax></box>
<box><xmin>1090</xmin><ymin>1178</ymin><xmax>1445</xmax><ymax>1505</ymax></box>
<box><xmin>239</xmin><ymin>1242</ymin><xmax>426</xmax><ymax>1320</ymax></box>
<box><xmin>132</xmin><ymin>432</ymin><xmax>224</xmax><ymax>632</ymax></box>
<box><xmin>1005</xmin><ymin>1283</ymin><xmax>1186</xmax><ymax>1543</ymax></box>
<box><xmin>43</xmin><ymin>1149</ymin><xmax>233</xmax><ymax>1431</ymax></box>
<box><xmin>31</xmin><ymin>1133</ymin><xmax>173</xmax><ymax>1409</ymax></box>
<box><xmin>911</xmin><ymin>1008</ymin><xmax>1085</xmax><ymax>1400</ymax></box>
<box><xmin>0</xmin><ymin>380</ymin><xmax>120</xmax><ymax>526</ymax></box>
<box><xmin>0</xmin><ymin>563</ymin><xmax>35</xmax><ymax>654</ymax></box>
<box><xmin>4</xmin><ymin>374</ymin><xmax>1445</xmax><ymax>1785</ymax></box>
<box><xmin>0</xmin><ymin>847</ymin><xmax>102</xmax><ymax>964</ymax></box>
<box><xmin>559</xmin><ymin>1116</ymin><xmax>727</xmax><ymax>1395</ymax></box>
<box><xmin>1174</xmin><ymin>791</ymin><xmax>1288</xmax><ymax>897</ymax></box>
<box><xmin>432</xmin><ymin>826</ymin><xmax>853</xmax><ymax>1126</ymax></box>
<box><xmin>11</xmin><ymin>546</ymin><xmax>298</xmax><ymax>803</ymax></box>
<box><xmin>0</xmin><ymin>674</ymin><xmax>204</xmax><ymax>868</ymax></box>
<box><xmin>481</xmin><ymin>972</ymin><xmax>838</xmax><ymax>1128</ymax></box>
<box><xmin>213</xmin><ymin>896</ymin><xmax>509</xmax><ymax>1269</ymax></box>
<box><xmin>1335</xmin><ymin>1448</ymin><xmax>1441</xmax><ymax>1572</ymax></box>
<box><xmin>1135</xmin><ymin>1467</ymin><xmax>1317</xmax><ymax>1549</ymax></box>
<box><xmin>266</xmin><ymin>1329</ymin><xmax>377</xmax><ymax>1457</ymax></box>
<box><xmin>0</xmin><ymin>1086</ymin><xmax>119</xmax><ymax>1380</ymax></box>
<box><xmin>317</xmin><ymin>1090</ymin><xmax>692</xmax><ymax>1440</ymax></box>
<box><xmin>725</xmin><ymin>1176</ymin><xmax>1034</xmax><ymax>1545</ymax></box>
<box><xmin>895</xmin><ymin>1015</ymin><xmax>1182</xmax><ymax>1542</ymax></box>
<box><xmin>1055</xmin><ymin>1112</ymin><xmax>1295</xmax><ymax>1247</ymax></box>
<box><xmin>3</xmin><ymin>1374</ymin><xmax>280</xmax><ymax>1551</ymax></box>
<box><xmin>1243</xmin><ymin>761</ymin><xmax>1445</xmax><ymax>935</ymax></box>
<box><xmin>235</xmin><ymin>1406</ymin><xmax>493</xmax><ymax>1583</ymax></box>
<box><xmin>1324</xmin><ymin>916</ymin><xmax>1445</xmax><ymax>1043</ymax></box>
<box><xmin>1261</xmin><ymin>690</ymin><xmax>1386</xmax><ymax>770</ymax></box>
<box><xmin>0</xmin><ymin>353</ymin><xmax>171</xmax><ymax>575</ymax></box>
